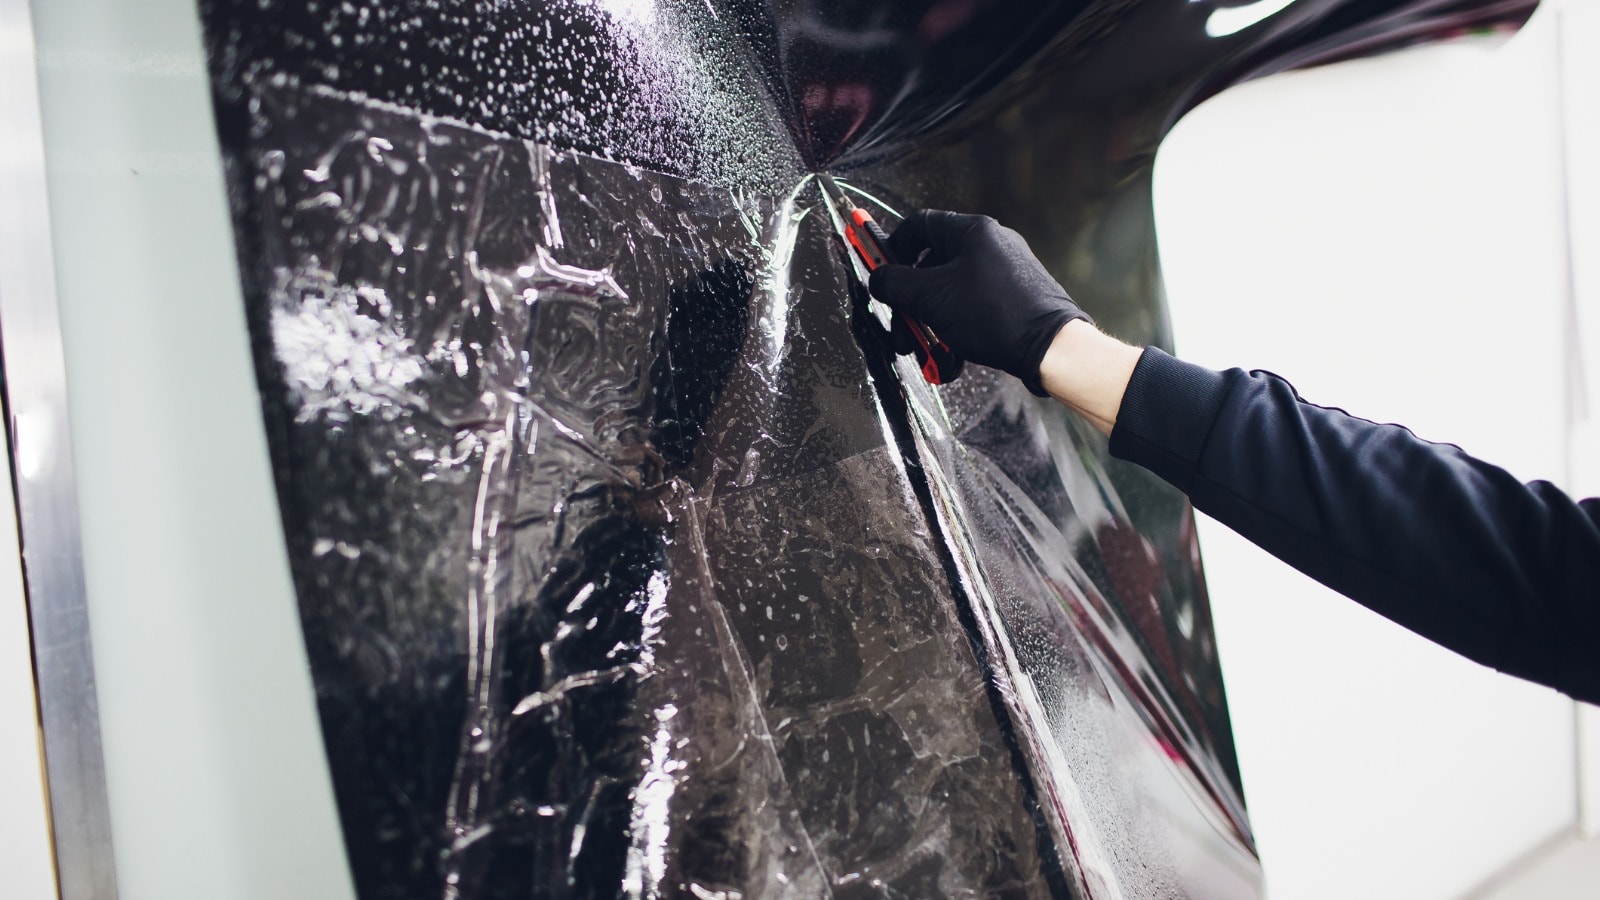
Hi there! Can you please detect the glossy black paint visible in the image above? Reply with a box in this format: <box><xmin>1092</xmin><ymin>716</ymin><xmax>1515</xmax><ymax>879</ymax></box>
<box><xmin>199</xmin><ymin>0</ymin><xmax>1535</xmax><ymax>896</ymax></box>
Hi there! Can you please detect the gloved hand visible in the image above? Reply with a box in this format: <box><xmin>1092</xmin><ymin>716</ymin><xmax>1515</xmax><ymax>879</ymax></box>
<box><xmin>868</xmin><ymin>210</ymin><xmax>1091</xmax><ymax>397</ymax></box>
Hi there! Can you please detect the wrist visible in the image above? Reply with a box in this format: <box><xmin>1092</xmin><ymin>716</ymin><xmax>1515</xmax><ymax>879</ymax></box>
<box><xmin>1038</xmin><ymin>319</ymin><xmax>1142</xmax><ymax>436</ymax></box>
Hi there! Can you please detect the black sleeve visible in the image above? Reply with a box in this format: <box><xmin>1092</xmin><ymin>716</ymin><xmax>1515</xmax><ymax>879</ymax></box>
<box><xmin>1108</xmin><ymin>347</ymin><xmax>1600</xmax><ymax>704</ymax></box>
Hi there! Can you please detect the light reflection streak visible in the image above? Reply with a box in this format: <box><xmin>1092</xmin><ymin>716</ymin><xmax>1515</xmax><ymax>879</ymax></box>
<box><xmin>624</xmin><ymin>571</ymin><xmax>673</xmax><ymax>898</ymax></box>
<box><xmin>1206</xmin><ymin>0</ymin><xmax>1300</xmax><ymax>37</ymax></box>
<box><xmin>12</xmin><ymin>408</ymin><xmax>52</xmax><ymax>480</ymax></box>
<box><xmin>754</xmin><ymin>175</ymin><xmax>814</xmax><ymax>384</ymax></box>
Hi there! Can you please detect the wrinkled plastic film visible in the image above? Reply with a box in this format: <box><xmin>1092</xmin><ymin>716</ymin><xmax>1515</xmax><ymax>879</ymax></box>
<box><xmin>243</xmin><ymin>81</ymin><xmax>1060</xmax><ymax>897</ymax></box>
<box><xmin>901</xmin><ymin>365</ymin><xmax>1261</xmax><ymax>897</ymax></box>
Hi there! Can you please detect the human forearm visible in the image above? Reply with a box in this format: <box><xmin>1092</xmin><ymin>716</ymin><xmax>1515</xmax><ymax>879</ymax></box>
<box><xmin>1038</xmin><ymin>319</ymin><xmax>1143</xmax><ymax>435</ymax></box>
<box><xmin>1109</xmin><ymin>348</ymin><xmax>1600</xmax><ymax>703</ymax></box>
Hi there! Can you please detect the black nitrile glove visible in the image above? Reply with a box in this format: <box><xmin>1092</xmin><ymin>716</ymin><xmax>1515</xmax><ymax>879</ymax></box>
<box><xmin>868</xmin><ymin>210</ymin><xmax>1092</xmax><ymax>397</ymax></box>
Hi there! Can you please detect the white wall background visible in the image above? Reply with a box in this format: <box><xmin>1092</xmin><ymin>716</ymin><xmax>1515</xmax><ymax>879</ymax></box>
<box><xmin>1155</xmin><ymin>1</ymin><xmax>1599</xmax><ymax>897</ymax></box>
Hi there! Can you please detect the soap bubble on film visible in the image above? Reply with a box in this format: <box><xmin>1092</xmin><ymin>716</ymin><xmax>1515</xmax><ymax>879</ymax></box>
<box><xmin>578</xmin><ymin>0</ymin><xmax>801</xmax><ymax>192</ymax></box>
<box><xmin>271</xmin><ymin>274</ymin><xmax>425</xmax><ymax>422</ymax></box>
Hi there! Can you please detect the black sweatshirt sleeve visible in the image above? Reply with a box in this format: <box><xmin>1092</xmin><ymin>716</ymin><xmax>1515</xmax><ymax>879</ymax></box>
<box><xmin>1107</xmin><ymin>347</ymin><xmax>1600</xmax><ymax>704</ymax></box>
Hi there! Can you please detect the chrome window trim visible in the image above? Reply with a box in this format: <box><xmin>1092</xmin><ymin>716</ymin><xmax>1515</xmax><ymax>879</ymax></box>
<box><xmin>0</xmin><ymin>1</ymin><xmax>120</xmax><ymax>897</ymax></box>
